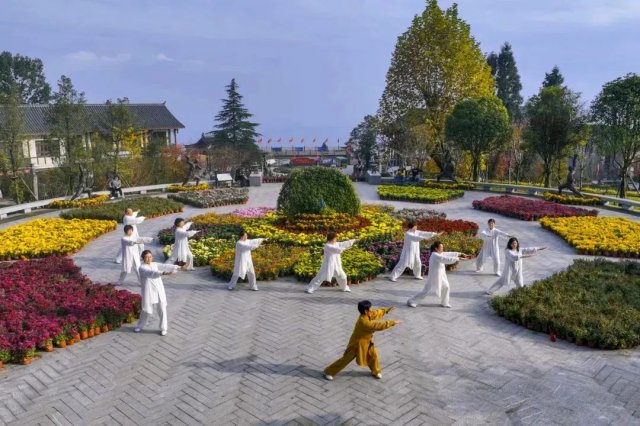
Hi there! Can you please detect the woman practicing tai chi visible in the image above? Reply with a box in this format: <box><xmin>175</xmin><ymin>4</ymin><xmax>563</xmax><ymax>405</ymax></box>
<box><xmin>115</xmin><ymin>208</ymin><xmax>146</xmax><ymax>263</ymax></box>
<box><xmin>135</xmin><ymin>250</ymin><xmax>180</xmax><ymax>336</ymax></box>
<box><xmin>305</xmin><ymin>232</ymin><xmax>356</xmax><ymax>294</ymax></box>
<box><xmin>228</xmin><ymin>231</ymin><xmax>265</xmax><ymax>291</ymax></box>
<box><xmin>117</xmin><ymin>225</ymin><xmax>154</xmax><ymax>285</ymax></box>
<box><xmin>323</xmin><ymin>300</ymin><xmax>402</xmax><ymax>381</ymax></box>
<box><xmin>475</xmin><ymin>218</ymin><xmax>511</xmax><ymax>276</ymax></box>
<box><xmin>389</xmin><ymin>220</ymin><xmax>441</xmax><ymax>281</ymax></box>
<box><xmin>170</xmin><ymin>218</ymin><xmax>199</xmax><ymax>270</ymax></box>
<box><xmin>407</xmin><ymin>241</ymin><xmax>470</xmax><ymax>308</ymax></box>
<box><xmin>485</xmin><ymin>237</ymin><xmax>546</xmax><ymax>295</ymax></box>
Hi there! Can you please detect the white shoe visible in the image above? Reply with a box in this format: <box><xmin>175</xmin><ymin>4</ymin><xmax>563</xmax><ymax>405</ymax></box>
<box><xmin>485</xmin><ymin>290</ymin><xmax>493</xmax><ymax>296</ymax></box>
<box><xmin>475</xmin><ymin>269</ymin><xmax>482</xmax><ymax>273</ymax></box>
<box><xmin>323</xmin><ymin>374</ymin><xmax>333</xmax><ymax>381</ymax></box>
<box><xmin>115</xmin><ymin>260</ymin><xmax>122</xmax><ymax>264</ymax></box>
<box><xmin>373</xmin><ymin>373</ymin><xmax>382</xmax><ymax>379</ymax></box>
<box><xmin>160</xmin><ymin>330</ymin><xmax>167</xmax><ymax>336</ymax></box>
<box><xmin>495</xmin><ymin>273</ymin><xmax>502</xmax><ymax>277</ymax></box>
<box><xmin>441</xmin><ymin>304</ymin><xmax>452</xmax><ymax>308</ymax></box>
<box><xmin>251</xmin><ymin>287</ymin><xmax>259</xmax><ymax>291</ymax></box>
<box><xmin>343</xmin><ymin>286</ymin><xmax>351</xmax><ymax>293</ymax></box>
<box><xmin>134</xmin><ymin>327</ymin><xmax>141</xmax><ymax>333</ymax></box>
<box><xmin>414</xmin><ymin>276</ymin><xmax>423</xmax><ymax>280</ymax></box>
<box><xmin>407</xmin><ymin>301</ymin><xmax>417</xmax><ymax>308</ymax></box>
<box><xmin>305</xmin><ymin>288</ymin><xmax>314</xmax><ymax>294</ymax></box>
<box><xmin>388</xmin><ymin>277</ymin><xmax>397</xmax><ymax>282</ymax></box>
<box><xmin>227</xmin><ymin>286</ymin><xmax>233</xmax><ymax>291</ymax></box>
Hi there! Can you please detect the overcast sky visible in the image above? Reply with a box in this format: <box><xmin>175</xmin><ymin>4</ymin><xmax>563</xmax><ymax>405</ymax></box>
<box><xmin>2</xmin><ymin>0</ymin><xmax>638</xmax><ymax>145</ymax></box>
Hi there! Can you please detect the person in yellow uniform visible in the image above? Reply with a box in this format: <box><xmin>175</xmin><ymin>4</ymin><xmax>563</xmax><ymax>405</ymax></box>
<box><xmin>323</xmin><ymin>300</ymin><xmax>402</xmax><ymax>381</ymax></box>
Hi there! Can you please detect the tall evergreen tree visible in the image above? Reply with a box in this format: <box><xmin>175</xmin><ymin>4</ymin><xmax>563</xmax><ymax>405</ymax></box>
<box><xmin>542</xmin><ymin>65</ymin><xmax>565</xmax><ymax>88</ymax></box>
<box><xmin>0</xmin><ymin>89</ymin><xmax>26</xmax><ymax>202</ymax></box>
<box><xmin>0</xmin><ymin>51</ymin><xmax>51</xmax><ymax>103</ymax></box>
<box><xmin>213</xmin><ymin>79</ymin><xmax>260</xmax><ymax>145</ymax></box>
<box><xmin>487</xmin><ymin>43</ymin><xmax>523</xmax><ymax>122</ymax></box>
<box><xmin>378</xmin><ymin>0</ymin><xmax>494</xmax><ymax>173</ymax></box>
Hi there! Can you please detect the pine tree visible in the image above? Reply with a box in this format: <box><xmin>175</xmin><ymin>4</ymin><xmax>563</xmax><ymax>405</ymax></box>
<box><xmin>542</xmin><ymin>65</ymin><xmax>565</xmax><ymax>88</ymax></box>
<box><xmin>213</xmin><ymin>79</ymin><xmax>260</xmax><ymax>145</ymax></box>
<box><xmin>487</xmin><ymin>43</ymin><xmax>523</xmax><ymax>122</ymax></box>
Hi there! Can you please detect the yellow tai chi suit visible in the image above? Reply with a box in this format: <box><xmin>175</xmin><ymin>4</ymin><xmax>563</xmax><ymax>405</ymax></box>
<box><xmin>324</xmin><ymin>307</ymin><xmax>396</xmax><ymax>376</ymax></box>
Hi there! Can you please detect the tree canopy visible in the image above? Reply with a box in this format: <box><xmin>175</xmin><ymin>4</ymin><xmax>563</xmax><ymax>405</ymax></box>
<box><xmin>347</xmin><ymin>115</ymin><xmax>379</xmax><ymax>171</ymax></box>
<box><xmin>487</xmin><ymin>43</ymin><xmax>523</xmax><ymax>122</ymax></box>
<box><xmin>542</xmin><ymin>65</ymin><xmax>565</xmax><ymax>88</ymax></box>
<box><xmin>213</xmin><ymin>79</ymin><xmax>260</xmax><ymax>146</ymax></box>
<box><xmin>0</xmin><ymin>51</ymin><xmax>51</xmax><ymax>104</ymax></box>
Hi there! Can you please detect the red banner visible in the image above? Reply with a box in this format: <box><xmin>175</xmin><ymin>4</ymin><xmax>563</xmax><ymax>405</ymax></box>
<box><xmin>289</xmin><ymin>138</ymin><xmax>294</xmax><ymax>143</ymax></box>
<box><xmin>267</xmin><ymin>138</ymin><xmax>272</xmax><ymax>144</ymax></box>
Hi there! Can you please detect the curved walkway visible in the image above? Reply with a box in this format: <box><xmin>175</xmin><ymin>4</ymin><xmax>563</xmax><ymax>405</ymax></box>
<box><xmin>1</xmin><ymin>184</ymin><xmax>639</xmax><ymax>425</ymax></box>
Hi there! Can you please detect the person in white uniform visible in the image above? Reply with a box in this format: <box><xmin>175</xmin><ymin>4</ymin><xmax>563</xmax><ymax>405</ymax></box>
<box><xmin>228</xmin><ymin>231</ymin><xmax>265</xmax><ymax>291</ymax></box>
<box><xmin>407</xmin><ymin>241</ymin><xmax>470</xmax><ymax>308</ymax></box>
<box><xmin>115</xmin><ymin>208</ymin><xmax>146</xmax><ymax>263</ymax></box>
<box><xmin>117</xmin><ymin>225</ymin><xmax>154</xmax><ymax>285</ymax></box>
<box><xmin>485</xmin><ymin>237</ymin><xmax>546</xmax><ymax>295</ymax></box>
<box><xmin>135</xmin><ymin>250</ymin><xmax>180</xmax><ymax>336</ymax></box>
<box><xmin>389</xmin><ymin>220</ymin><xmax>441</xmax><ymax>281</ymax></box>
<box><xmin>306</xmin><ymin>232</ymin><xmax>356</xmax><ymax>294</ymax></box>
<box><xmin>170</xmin><ymin>218</ymin><xmax>199</xmax><ymax>270</ymax></box>
<box><xmin>475</xmin><ymin>218</ymin><xmax>511</xmax><ymax>276</ymax></box>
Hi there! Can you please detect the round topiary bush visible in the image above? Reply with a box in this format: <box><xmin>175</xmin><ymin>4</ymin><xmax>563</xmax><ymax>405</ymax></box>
<box><xmin>277</xmin><ymin>167</ymin><xmax>361</xmax><ymax>217</ymax></box>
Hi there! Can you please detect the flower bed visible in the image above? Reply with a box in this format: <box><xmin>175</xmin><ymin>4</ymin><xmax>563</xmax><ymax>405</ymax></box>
<box><xmin>542</xmin><ymin>192</ymin><xmax>603</xmax><ymax>206</ymax></box>
<box><xmin>472</xmin><ymin>195</ymin><xmax>598</xmax><ymax>221</ymax></box>
<box><xmin>263</xmin><ymin>176</ymin><xmax>288</xmax><ymax>183</ymax></box>
<box><xmin>210</xmin><ymin>244</ymin><xmax>307</xmax><ymax>281</ymax></box>
<box><xmin>47</xmin><ymin>194</ymin><xmax>110</xmax><ymax>209</ymax></box>
<box><xmin>232</xmin><ymin>207</ymin><xmax>276</xmax><ymax>218</ymax></box>
<box><xmin>166</xmin><ymin>182</ymin><xmax>209</xmax><ymax>192</ymax></box>
<box><xmin>164</xmin><ymin>238</ymin><xmax>236</xmax><ymax>267</ymax></box>
<box><xmin>157</xmin><ymin>223</ymin><xmax>244</xmax><ymax>245</ymax></box>
<box><xmin>0</xmin><ymin>218</ymin><xmax>117</xmax><ymax>260</ymax></box>
<box><xmin>391</xmin><ymin>207</ymin><xmax>446</xmax><ymax>221</ymax></box>
<box><xmin>490</xmin><ymin>259</ymin><xmax>640</xmax><ymax>349</ymax></box>
<box><xmin>191</xmin><ymin>212</ymin><xmax>247</xmax><ymax>226</ymax></box>
<box><xmin>415</xmin><ymin>217</ymin><xmax>478</xmax><ymax>236</ymax></box>
<box><xmin>293</xmin><ymin>247</ymin><xmax>384</xmax><ymax>284</ymax></box>
<box><xmin>168</xmin><ymin>188</ymin><xmax>248</xmax><ymax>208</ymax></box>
<box><xmin>378</xmin><ymin>185</ymin><xmax>464</xmax><ymax>204</ymax></box>
<box><xmin>540</xmin><ymin>216</ymin><xmax>640</xmax><ymax>257</ymax></box>
<box><xmin>423</xmin><ymin>181</ymin><xmax>476</xmax><ymax>190</ymax></box>
<box><xmin>0</xmin><ymin>257</ymin><xmax>140</xmax><ymax>364</ymax></box>
<box><xmin>276</xmin><ymin>212</ymin><xmax>371</xmax><ymax>234</ymax></box>
<box><xmin>60</xmin><ymin>197</ymin><xmax>183</xmax><ymax>222</ymax></box>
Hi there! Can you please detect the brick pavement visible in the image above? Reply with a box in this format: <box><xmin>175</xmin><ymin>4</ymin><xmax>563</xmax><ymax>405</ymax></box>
<box><xmin>0</xmin><ymin>184</ymin><xmax>639</xmax><ymax>425</ymax></box>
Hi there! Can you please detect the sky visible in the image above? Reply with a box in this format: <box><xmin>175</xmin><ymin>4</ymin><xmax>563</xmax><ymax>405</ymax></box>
<box><xmin>1</xmin><ymin>0</ymin><xmax>639</xmax><ymax>146</ymax></box>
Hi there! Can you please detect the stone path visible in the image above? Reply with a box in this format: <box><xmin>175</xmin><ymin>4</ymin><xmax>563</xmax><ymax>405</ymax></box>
<box><xmin>1</xmin><ymin>184</ymin><xmax>639</xmax><ymax>425</ymax></box>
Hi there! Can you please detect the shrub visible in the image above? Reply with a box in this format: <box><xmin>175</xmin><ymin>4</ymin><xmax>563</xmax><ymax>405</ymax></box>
<box><xmin>47</xmin><ymin>194</ymin><xmax>110</xmax><ymax>209</ymax></box>
<box><xmin>277</xmin><ymin>167</ymin><xmax>361</xmax><ymax>216</ymax></box>
<box><xmin>168</xmin><ymin>188</ymin><xmax>248</xmax><ymax>208</ymax></box>
<box><xmin>540</xmin><ymin>216</ymin><xmax>640</xmax><ymax>257</ymax></box>
<box><xmin>377</xmin><ymin>185</ymin><xmax>464</xmax><ymax>203</ymax></box>
<box><xmin>293</xmin><ymin>247</ymin><xmax>384</xmax><ymax>284</ymax></box>
<box><xmin>61</xmin><ymin>197</ymin><xmax>183</xmax><ymax>222</ymax></box>
<box><xmin>423</xmin><ymin>181</ymin><xmax>476</xmax><ymax>190</ymax></box>
<box><xmin>0</xmin><ymin>218</ymin><xmax>117</xmax><ymax>260</ymax></box>
<box><xmin>491</xmin><ymin>259</ymin><xmax>640</xmax><ymax>349</ymax></box>
<box><xmin>210</xmin><ymin>244</ymin><xmax>308</xmax><ymax>280</ymax></box>
<box><xmin>542</xmin><ymin>192</ymin><xmax>603</xmax><ymax>206</ymax></box>
<box><xmin>472</xmin><ymin>195</ymin><xmax>597</xmax><ymax>221</ymax></box>
<box><xmin>166</xmin><ymin>182</ymin><xmax>209</xmax><ymax>192</ymax></box>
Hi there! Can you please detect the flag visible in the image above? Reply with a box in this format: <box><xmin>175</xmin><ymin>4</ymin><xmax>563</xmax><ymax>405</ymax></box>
<box><xmin>301</xmin><ymin>138</ymin><xmax>305</xmax><ymax>143</ymax></box>
<box><xmin>267</xmin><ymin>138</ymin><xmax>272</xmax><ymax>144</ymax></box>
<box><xmin>323</xmin><ymin>138</ymin><xmax>328</xmax><ymax>144</ymax></box>
<box><xmin>337</xmin><ymin>138</ymin><xmax>340</xmax><ymax>144</ymax></box>
<box><xmin>277</xmin><ymin>138</ymin><xmax>282</xmax><ymax>143</ymax></box>
<box><xmin>312</xmin><ymin>138</ymin><xmax>317</xmax><ymax>144</ymax></box>
<box><xmin>289</xmin><ymin>137</ymin><xmax>294</xmax><ymax>143</ymax></box>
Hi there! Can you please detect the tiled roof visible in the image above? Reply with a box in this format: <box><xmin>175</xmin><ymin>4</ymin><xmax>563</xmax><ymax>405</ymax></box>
<box><xmin>0</xmin><ymin>103</ymin><xmax>184</xmax><ymax>135</ymax></box>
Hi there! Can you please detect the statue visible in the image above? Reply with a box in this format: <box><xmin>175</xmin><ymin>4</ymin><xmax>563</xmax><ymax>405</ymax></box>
<box><xmin>436</xmin><ymin>151</ymin><xmax>457</xmax><ymax>183</ymax></box>
<box><xmin>70</xmin><ymin>162</ymin><xmax>94</xmax><ymax>201</ymax></box>
<box><xmin>182</xmin><ymin>156</ymin><xmax>202</xmax><ymax>186</ymax></box>
<box><xmin>558</xmin><ymin>156</ymin><xmax>582</xmax><ymax>197</ymax></box>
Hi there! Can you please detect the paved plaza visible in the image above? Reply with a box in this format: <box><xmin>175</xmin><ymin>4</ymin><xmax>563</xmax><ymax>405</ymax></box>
<box><xmin>1</xmin><ymin>184</ymin><xmax>639</xmax><ymax>425</ymax></box>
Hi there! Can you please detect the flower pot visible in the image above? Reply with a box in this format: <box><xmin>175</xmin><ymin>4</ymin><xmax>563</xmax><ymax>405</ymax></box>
<box><xmin>21</xmin><ymin>357</ymin><xmax>31</xmax><ymax>365</ymax></box>
<box><xmin>0</xmin><ymin>360</ymin><xmax>3</xmax><ymax>369</ymax></box>
<box><xmin>88</xmin><ymin>329</ymin><xmax>95</xmax><ymax>338</ymax></box>
<box><xmin>80</xmin><ymin>330</ymin><xmax>89</xmax><ymax>340</ymax></box>
<box><xmin>94</xmin><ymin>327</ymin><xmax>101</xmax><ymax>336</ymax></box>
<box><xmin>56</xmin><ymin>340</ymin><xmax>67</xmax><ymax>349</ymax></box>
<box><xmin>66</xmin><ymin>338</ymin><xmax>74</xmax><ymax>346</ymax></box>
<box><xmin>73</xmin><ymin>334</ymin><xmax>81</xmax><ymax>343</ymax></box>
<box><xmin>45</xmin><ymin>345</ymin><xmax>54</xmax><ymax>352</ymax></box>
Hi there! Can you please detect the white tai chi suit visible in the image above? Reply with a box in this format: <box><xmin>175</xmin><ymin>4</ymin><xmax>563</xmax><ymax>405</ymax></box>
<box><xmin>306</xmin><ymin>240</ymin><xmax>356</xmax><ymax>293</ymax></box>
<box><xmin>476</xmin><ymin>227</ymin><xmax>509</xmax><ymax>275</ymax></box>
<box><xmin>118</xmin><ymin>235</ymin><xmax>154</xmax><ymax>284</ymax></box>
<box><xmin>487</xmin><ymin>247</ymin><xmax>540</xmax><ymax>293</ymax></box>
<box><xmin>407</xmin><ymin>251</ymin><xmax>461</xmax><ymax>307</ymax></box>
<box><xmin>115</xmin><ymin>212</ymin><xmax>146</xmax><ymax>263</ymax></box>
<box><xmin>170</xmin><ymin>222</ymin><xmax>199</xmax><ymax>270</ymax></box>
<box><xmin>136</xmin><ymin>262</ymin><xmax>179</xmax><ymax>333</ymax></box>
<box><xmin>389</xmin><ymin>230</ymin><xmax>437</xmax><ymax>280</ymax></box>
<box><xmin>228</xmin><ymin>238</ymin><xmax>265</xmax><ymax>290</ymax></box>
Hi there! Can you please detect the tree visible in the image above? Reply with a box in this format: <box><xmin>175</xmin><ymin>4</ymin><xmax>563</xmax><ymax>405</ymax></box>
<box><xmin>378</xmin><ymin>0</ymin><xmax>494</xmax><ymax>176</ymax></box>
<box><xmin>213</xmin><ymin>79</ymin><xmax>260</xmax><ymax>145</ymax></box>
<box><xmin>542</xmin><ymin>65</ymin><xmax>565</xmax><ymax>88</ymax></box>
<box><xmin>487</xmin><ymin>43</ymin><xmax>523</xmax><ymax>122</ymax></box>
<box><xmin>100</xmin><ymin>98</ymin><xmax>139</xmax><ymax>177</ymax></box>
<box><xmin>46</xmin><ymin>75</ymin><xmax>88</xmax><ymax>193</ymax></box>
<box><xmin>523</xmin><ymin>86</ymin><xmax>585</xmax><ymax>187</ymax></box>
<box><xmin>445</xmin><ymin>96</ymin><xmax>511</xmax><ymax>181</ymax></box>
<box><xmin>0</xmin><ymin>51</ymin><xmax>51</xmax><ymax>103</ymax></box>
<box><xmin>591</xmin><ymin>73</ymin><xmax>640</xmax><ymax>198</ymax></box>
<box><xmin>347</xmin><ymin>115</ymin><xmax>379</xmax><ymax>171</ymax></box>
<box><xmin>0</xmin><ymin>90</ymin><xmax>26</xmax><ymax>202</ymax></box>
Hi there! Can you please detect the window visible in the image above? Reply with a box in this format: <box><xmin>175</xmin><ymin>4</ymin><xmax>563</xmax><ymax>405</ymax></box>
<box><xmin>35</xmin><ymin>139</ymin><xmax>57</xmax><ymax>158</ymax></box>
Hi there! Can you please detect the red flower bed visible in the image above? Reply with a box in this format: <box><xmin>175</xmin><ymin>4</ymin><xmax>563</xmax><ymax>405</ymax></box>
<box><xmin>472</xmin><ymin>195</ymin><xmax>598</xmax><ymax>221</ymax></box>
<box><xmin>0</xmin><ymin>257</ymin><xmax>140</xmax><ymax>364</ymax></box>
<box><xmin>290</xmin><ymin>157</ymin><xmax>318</xmax><ymax>166</ymax></box>
<box><xmin>414</xmin><ymin>217</ymin><xmax>478</xmax><ymax>236</ymax></box>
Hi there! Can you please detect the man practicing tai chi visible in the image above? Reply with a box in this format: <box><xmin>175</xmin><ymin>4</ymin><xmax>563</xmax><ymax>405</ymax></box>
<box><xmin>475</xmin><ymin>218</ymin><xmax>511</xmax><ymax>276</ymax></box>
<box><xmin>115</xmin><ymin>208</ymin><xmax>146</xmax><ymax>263</ymax></box>
<box><xmin>323</xmin><ymin>300</ymin><xmax>402</xmax><ymax>381</ymax></box>
<box><xmin>305</xmin><ymin>232</ymin><xmax>356</xmax><ymax>294</ymax></box>
<box><xmin>389</xmin><ymin>220</ymin><xmax>441</xmax><ymax>281</ymax></box>
<box><xmin>117</xmin><ymin>225</ymin><xmax>154</xmax><ymax>285</ymax></box>
<box><xmin>228</xmin><ymin>231</ymin><xmax>265</xmax><ymax>291</ymax></box>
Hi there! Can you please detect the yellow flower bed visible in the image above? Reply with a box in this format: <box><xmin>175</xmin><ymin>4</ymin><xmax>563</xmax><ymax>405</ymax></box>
<box><xmin>542</xmin><ymin>192</ymin><xmax>602</xmax><ymax>206</ymax></box>
<box><xmin>47</xmin><ymin>194</ymin><xmax>110</xmax><ymax>209</ymax></box>
<box><xmin>166</xmin><ymin>182</ymin><xmax>209</xmax><ymax>192</ymax></box>
<box><xmin>0</xmin><ymin>218</ymin><xmax>117</xmax><ymax>260</ymax></box>
<box><xmin>190</xmin><ymin>212</ymin><xmax>247</xmax><ymax>226</ymax></box>
<box><xmin>540</xmin><ymin>216</ymin><xmax>640</xmax><ymax>257</ymax></box>
<box><xmin>242</xmin><ymin>206</ymin><xmax>402</xmax><ymax>247</ymax></box>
